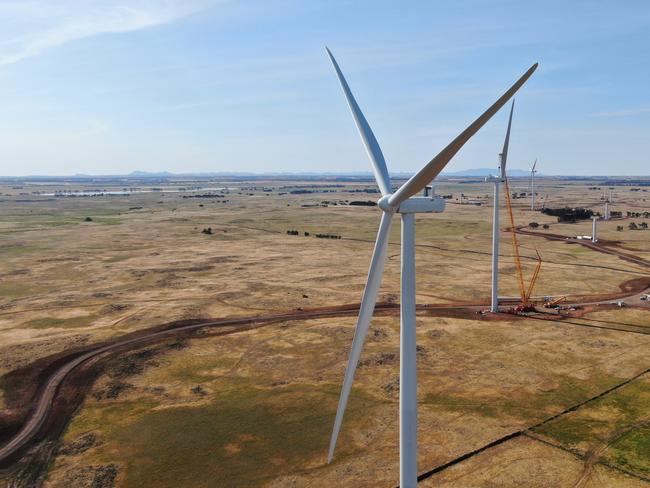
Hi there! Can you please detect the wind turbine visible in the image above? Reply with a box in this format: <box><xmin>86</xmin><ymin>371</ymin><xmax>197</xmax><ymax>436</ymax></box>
<box><xmin>485</xmin><ymin>100</ymin><xmax>515</xmax><ymax>313</ymax></box>
<box><xmin>604</xmin><ymin>188</ymin><xmax>612</xmax><ymax>220</ymax></box>
<box><xmin>325</xmin><ymin>47</ymin><xmax>537</xmax><ymax>487</ymax></box>
<box><xmin>529</xmin><ymin>159</ymin><xmax>538</xmax><ymax>210</ymax></box>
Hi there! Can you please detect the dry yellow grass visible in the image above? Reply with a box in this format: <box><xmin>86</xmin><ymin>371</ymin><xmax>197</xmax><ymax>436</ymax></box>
<box><xmin>0</xmin><ymin>176</ymin><xmax>648</xmax><ymax>486</ymax></box>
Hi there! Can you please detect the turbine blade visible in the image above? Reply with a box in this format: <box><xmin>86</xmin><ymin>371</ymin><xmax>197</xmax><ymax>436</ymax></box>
<box><xmin>531</xmin><ymin>158</ymin><xmax>537</xmax><ymax>171</ymax></box>
<box><xmin>500</xmin><ymin>100</ymin><xmax>515</xmax><ymax>180</ymax></box>
<box><xmin>389</xmin><ymin>63</ymin><xmax>538</xmax><ymax>207</ymax></box>
<box><xmin>328</xmin><ymin>211</ymin><xmax>393</xmax><ymax>463</ymax></box>
<box><xmin>326</xmin><ymin>47</ymin><xmax>392</xmax><ymax>196</ymax></box>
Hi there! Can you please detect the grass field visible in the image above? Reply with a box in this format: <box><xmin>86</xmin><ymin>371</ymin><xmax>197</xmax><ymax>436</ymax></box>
<box><xmin>0</xmin><ymin>175</ymin><xmax>648</xmax><ymax>487</ymax></box>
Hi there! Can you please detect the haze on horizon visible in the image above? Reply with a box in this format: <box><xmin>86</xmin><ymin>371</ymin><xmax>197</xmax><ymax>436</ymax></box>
<box><xmin>0</xmin><ymin>0</ymin><xmax>648</xmax><ymax>177</ymax></box>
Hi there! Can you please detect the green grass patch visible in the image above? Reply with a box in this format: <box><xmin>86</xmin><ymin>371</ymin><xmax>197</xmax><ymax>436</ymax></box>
<box><xmin>0</xmin><ymin>243</ymin><xmax>37</xmax><ymax>256</ymax></box>
<box><xmin>607</xmin><ymin>427</ymin><xmax>650</xmax><ymax>476</ymax></box>
<box><xmin>0</xmin><ymin>280</ymin><xmax>42</xmax><ymax>298</ymax></box>
<box><xmin>22</xmin><ymin>314</ymin><xmax>97</xmax><ymax>329</ymax></box>
<box><xmin>423</xmin><ymin>374</ymin><xmax>621</xmax><ymax>423</ymax></box>
<box><xmin>104</xmin><ymin>254</ymin><xmax>131</xmax><ymax>263</ymax></box>
<box><xmin>526</xmin><ymin>375</ymin><xmax>619</xmax><ymax>413</ymax></box>
<box><xmin>423</xmin><ymin>392</ymin><xmax>499</xmax><ymax>418</ymax></box>
<box><xmin>163</xmin><ymin>357</ymin><xmax>237</xmax><ymax>384</ymax></box>
<box><xmin>536</xmin><ymin>417</ymin><xmax>610</xmax><ymax>445</ymax></box>
<box><xmin>64</xmin><ymin>383</ymin><xmax>377</xmax><ymax>488</ymax></box>
<box><xmin>533</xmin><ymin>379</ymin><xmax>650</xmax><ymax>476</ymax></box>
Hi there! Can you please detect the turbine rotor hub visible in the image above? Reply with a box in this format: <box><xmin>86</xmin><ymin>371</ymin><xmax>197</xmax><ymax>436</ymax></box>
<box><xmin>377</xmin><ymin>194</ymin><xmax>393</xmax><ymax>211</ymax></box>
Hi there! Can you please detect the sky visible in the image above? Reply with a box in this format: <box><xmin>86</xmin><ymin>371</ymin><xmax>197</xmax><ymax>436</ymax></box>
<box><xmin>0</xmin><ymin>0</ymin><xmax>649</xmax><ymax>176</ymax></box>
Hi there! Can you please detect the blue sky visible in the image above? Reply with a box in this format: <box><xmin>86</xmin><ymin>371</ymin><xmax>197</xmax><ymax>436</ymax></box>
<box><xmin>0</xmin><ymin>0</ymin><xmax>648</xmax><ymax>176</ymax></box>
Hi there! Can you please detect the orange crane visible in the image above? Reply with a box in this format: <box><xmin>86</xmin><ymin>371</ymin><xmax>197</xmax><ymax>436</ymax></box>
<box><xmin>503</xmin><ymin>177</ymin><xmax>542</xmax><ymax>311</ymax></box>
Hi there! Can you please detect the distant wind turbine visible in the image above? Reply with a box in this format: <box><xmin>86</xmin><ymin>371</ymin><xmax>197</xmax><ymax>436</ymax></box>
<box><xmin>530</xmin><ymin>159</ymin><xmax>538</xmax><ymax>210</ymax></box>
<box><xmin>605</xmin><ymin>188</ymin><xmax>613</xmax><ymax>219</ymax></box>
<box><xmin>325</xmin><ymin>47</ymin><xmax>537</xmax><ymax>487</ymax></box>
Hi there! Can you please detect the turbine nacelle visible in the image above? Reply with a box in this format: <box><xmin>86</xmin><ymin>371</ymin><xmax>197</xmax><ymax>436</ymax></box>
<box><xmin>377</xmin><ymin>194</ymin><xmax>445</xmax><ymax>213</ymax></box>
<box><xmin>398</xmin><ymin>196</ymin><xmax>445</xmax><ymax>214</ymax></box>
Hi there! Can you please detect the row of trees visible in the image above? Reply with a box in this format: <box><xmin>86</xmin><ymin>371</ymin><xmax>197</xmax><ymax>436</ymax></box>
<box><xmin>511</xmin><ymin>192</ymin><xmax>533</xmax><ymax>199</ymax></box>
<box><xmin>541</xmin><ymin>207</ymin><xmax>594</xmax><ymax>222</ymax></box>
<box><xmin>348</xmin><ymin>200</ymin><xmax>377</xmax><ymax>206</ymax></box>
<box><xmin>626</xmin><ymin>211</ymin><xmax>650</xmax><ymax>218</ymax></box>
<box><xmin>287</xmin><ymin>229</ymin><xmax>342</xmax><ymax>239</ymax></box>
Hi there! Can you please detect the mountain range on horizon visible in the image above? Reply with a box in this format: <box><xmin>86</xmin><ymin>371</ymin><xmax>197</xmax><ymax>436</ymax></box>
<box><xmin>121</xmin><ymin>168</ymin><xmax>536</xmax><ymax>178</ymax></box>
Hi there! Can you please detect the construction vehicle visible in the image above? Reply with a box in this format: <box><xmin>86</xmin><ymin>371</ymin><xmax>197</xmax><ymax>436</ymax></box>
<box><xmin>544</xmin><ymin>296</ymin><xmax>567</xmax><ymax>308</ymax></box>
<box><xmin>503</xmin><ymin>177</ymin><xmax>542</xmax><ymax>314</ymax></box>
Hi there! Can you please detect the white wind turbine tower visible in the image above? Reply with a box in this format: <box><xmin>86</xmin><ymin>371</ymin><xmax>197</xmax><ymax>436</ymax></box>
<box><xmin>529</xmin><ymin>158</ymin><xmax>538</xmax><ymax>210</ymax></box>
<box><xmin>485</xmin><ymin>100</ymin><xmax>515</xmax><ymax>313</ymax></box>
<box><xmin>325</xmin><ymin>47</ymin><xmax>537</xmax><ymax>487</ymax></box>
<box><xmin>604</xmin><ymin>188</ymin><xmax>612</xmax><ymax>220</ymax></box>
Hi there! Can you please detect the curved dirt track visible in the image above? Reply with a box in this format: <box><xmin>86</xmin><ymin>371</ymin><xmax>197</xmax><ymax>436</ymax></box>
<box><xmin>2</xmin><ymin>279</ymin><xmax>650</xmax><ymax>470</ymax></box>
<box><xmin>0</xmin><ymin>302</ymin><xmax>500</xmax><ymax>467</ymax></box>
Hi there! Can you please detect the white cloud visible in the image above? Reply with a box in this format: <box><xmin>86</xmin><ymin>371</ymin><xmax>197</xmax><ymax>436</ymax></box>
<box><xmin>0</xmin><ymin>0</ymin><xmax>218</xmax><ymax>66</ymax></box>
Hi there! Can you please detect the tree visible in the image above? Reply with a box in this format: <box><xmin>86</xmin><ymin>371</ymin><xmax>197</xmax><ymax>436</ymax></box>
<box><xmin>542</xmin><ymin>207</ymin><xmax>593</xmax><ymax>222</ymax></box>
<box><xmin>617</xmin><ymin>225</ymin><xmax>624</xmax><ymax>231</ymax></box>
<box><xmin>640</xmin><ymin>222</ymin><xmax>648</xmax><ymax>229</ymax></box>
<box><xmin>529</xmin><ymin>222</ymin><xmax>539</xmax><ymax>228</ymax></box>
<box><xmin>628</xmin><ymin>222</ymin><xmax>638</xmax><ymax>230</ymax></box>
<box><xmin>543</xmin><ymin>224</ymin><xmax>550</xmax><ymax>229</ymax></box>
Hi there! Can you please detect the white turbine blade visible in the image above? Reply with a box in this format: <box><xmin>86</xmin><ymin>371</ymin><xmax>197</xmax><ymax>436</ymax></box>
<box><xmin>389</xmin><ymin>63</ymin><xmax>538</xmax><ymax>207</ymax></box>
<box><xmin>326</xmin><ymin>47</ymin><xmax>392</xmax><ymax>196</ymax></box>
<box><xmin>500</xmin><ymin>100</ymin><xmax>515</xmax><ymax>180</ymax></box>
<box><xmin>328</xmin><ymin>211</ymin><xmax>393</xmax><ymax>463</ymax></box>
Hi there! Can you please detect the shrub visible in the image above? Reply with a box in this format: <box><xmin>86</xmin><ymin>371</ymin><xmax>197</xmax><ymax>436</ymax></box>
<box><xmin>542</xmin><ymin>207</ymin><xmax>593</xmax><ymax>222</ymax></box>
<box><xmin>348</xmin><ymin>200</ymin><xmax>377</xmax><ymax>206</ymax></box>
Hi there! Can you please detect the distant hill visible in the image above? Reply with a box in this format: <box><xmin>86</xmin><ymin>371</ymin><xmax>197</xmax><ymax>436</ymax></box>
<box><xmin>441</xmin><ymin>168</ymin><xmax>531</xmax><ymax>177</ymax></box>
<box><xmin>128</xmin><ymin>170</ymin><xmax>176</xmax><ymax>177</ymax></box>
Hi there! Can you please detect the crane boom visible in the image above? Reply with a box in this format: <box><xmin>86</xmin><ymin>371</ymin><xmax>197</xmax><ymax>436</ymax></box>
<box><xmin>503</xmin><ymin>177</ymin><xmax>527</xmax><ymax>302</ymax></box>
<box><xmin>525</xmin><ymin>250</ymin><xmax>543</xmax><ymax>302</ymax></box>
<box><xmin>503</xmin><ymin>177</ymin><xmax>542</xmax><ymax>307</ymax></box>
